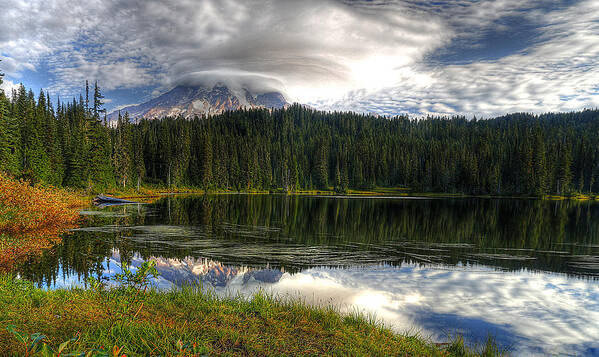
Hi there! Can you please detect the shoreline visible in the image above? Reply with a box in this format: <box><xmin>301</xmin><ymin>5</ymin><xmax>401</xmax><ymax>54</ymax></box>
<box><xmin>0</xmin><ymin>175</ymin><xmax>579</xmax><ymax>356</ymax></box>
<box><xmin>0</xmin><ymin>274</ymin><xmax>502</xmax><ymax>356</ymax></box>
<box><xmin>94</xmin><ymin>186</ymin><xmax>598</xmax><ymax>202</ymax></box>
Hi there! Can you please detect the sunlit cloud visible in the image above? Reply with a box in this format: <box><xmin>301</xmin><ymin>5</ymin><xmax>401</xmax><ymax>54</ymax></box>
<box><xmin>0</xmin><ymin>78</ymin><xmax>19</xmax><ymax>97</ymax></box>
<box><xmin>318</xmin><ymin>0</ymin><xmax>599</xmax><ymax>117</ymax></box>
<box><xmin>1</xmin><ymin>0</ymin><xmax>598</xmax><ymax>115</ymax></box>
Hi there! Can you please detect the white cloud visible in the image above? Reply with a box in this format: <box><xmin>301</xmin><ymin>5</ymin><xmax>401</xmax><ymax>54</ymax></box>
<box><xmin>50</xmin><ymin>59</ymin><xmax>156</xmax><ymax>92</ymax></box>
<box><xmin>0</xmin><ymin>78</ymin><xmax>19</xmax><ymax>98</ymax></box>
<box><xmin>320</xmin><ymin>0</ymin><xmax>599</xmax><ymax>117</ymax></box>
<box><xmin>0</xmin><ymin>0</ymin><xmax>106</xmax><ymax>74</ymax></box>
<box><xmin>1</xmin><ymin>0</ymin><xmax>598</xmax><ymax>116</ymax></box>
<box><xmin>0</xmin><ymin>0</ymin><xmax>448</xmax><ymax>102</ymax></box>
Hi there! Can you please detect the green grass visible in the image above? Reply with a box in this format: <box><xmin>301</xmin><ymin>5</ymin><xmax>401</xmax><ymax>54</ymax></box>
<box><xmin>0</xmin><ymin>274</ymin><xmax>504</xmax><ymax>356</ymax></box>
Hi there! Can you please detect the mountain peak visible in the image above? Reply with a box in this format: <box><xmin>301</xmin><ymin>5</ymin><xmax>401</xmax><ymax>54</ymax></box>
<box><xmin>108</xmin><ymin>84</ymin><xmax>288</xmax><ymax>121</ymax></box>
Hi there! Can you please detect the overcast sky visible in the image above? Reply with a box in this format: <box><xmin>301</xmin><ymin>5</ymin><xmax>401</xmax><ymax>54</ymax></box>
<box><xmin>1</xmin><ymin>0</ymin><xmax>598</xmax><ymax>117</ymax></box>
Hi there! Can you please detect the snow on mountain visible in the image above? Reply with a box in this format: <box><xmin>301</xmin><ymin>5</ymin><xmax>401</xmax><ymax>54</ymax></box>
<box><xmin>108</xmin><ymin>84</ymin><xmax>289</xmax><ymax>121</ymax></box>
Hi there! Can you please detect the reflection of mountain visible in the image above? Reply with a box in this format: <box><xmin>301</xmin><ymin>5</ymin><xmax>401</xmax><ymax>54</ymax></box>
<box><xmin>150</xmin><ymin>256</ymin><xmax>284</xmax><ymax>288</ymax></box>
<box><xmin>29</xmin><ymin>250</ymin><xmax>599</xmax><ymax>356</ymax></box>
<box><xmin>152</xmin><ymin>256</ymin><xmax>240</xmax><ymax>287</ymax></box>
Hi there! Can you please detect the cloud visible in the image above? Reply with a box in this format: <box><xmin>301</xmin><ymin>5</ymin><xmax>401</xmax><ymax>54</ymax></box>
<box><xmin>1</xmin><ymin>0</ymin><xmax>598</xmax><ymax>116</ymax></box>
<box><xmin>319</xmin><ymin>0</ymin><xmax>599</xmax><ymax>117</ymax></box>
<box><xmin>0</xmin><ymin>78</ymin><xmax>19</xmax><ymax>98</ymax></box>
<box><xmin>0</xmin><ymin>0</ymin><xmax>447</xmax><ymax>102</ymax></box>
<box><xmin>50</xmin><ymin>59</ymin><xmax>157</xmax><ymax>92</ymax></box>
<box><xmin>177</xmin><ymin>70</ymin><xmax>288</xmax><ymax>97</ymax></box>
<box><xmin>0</xmin><ymin>0</ymin><xmax>106</xmax><ymax>74</ymax></box>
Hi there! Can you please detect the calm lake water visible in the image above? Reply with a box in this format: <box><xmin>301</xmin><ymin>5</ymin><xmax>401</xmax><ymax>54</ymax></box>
<box><xmin>18</xmin><ymin>195</ymin><xmax>599</xmax><ymax>356</ymax></box>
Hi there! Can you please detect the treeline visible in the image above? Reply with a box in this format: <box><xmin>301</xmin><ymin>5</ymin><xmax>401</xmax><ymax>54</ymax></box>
<box><xmin>1</xmin><ymin>79</ymin><xmax>599</xmax><ymax>195</ymax></box>
<box><xmin>0</xmin><ymin>78</ymin><xmax>113</xmax><ymax>189</ymax></box>
<box><xmin>133</xmin><ymin>107</ymin><xmax>599</xmax><ymax>195</ymax></box>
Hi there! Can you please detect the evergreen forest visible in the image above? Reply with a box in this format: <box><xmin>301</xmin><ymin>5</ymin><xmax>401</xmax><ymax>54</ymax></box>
<box><xmin>1</xmin><ymin>76</ymin><xmax>598</xmax><ymax>196</ymax></box>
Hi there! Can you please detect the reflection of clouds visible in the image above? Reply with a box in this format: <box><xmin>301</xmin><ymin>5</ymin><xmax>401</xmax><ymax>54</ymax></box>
<box><xmin>220</xmin><ymin>265</ymin><xmax>599</xmax><ymax>356</ymax></box>
<box><xmin>131</xmin><ymin>256</ymin><xmax>599</xmax><ymax>355</ymax></box>
<box><xmin>50</xmin><ymin>254</ymin><xmax>599</xmax><ymax>356</ymax></box>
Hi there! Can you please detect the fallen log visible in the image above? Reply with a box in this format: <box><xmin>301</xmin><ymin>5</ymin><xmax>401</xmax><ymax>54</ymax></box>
<box><xmin>93</xmin><ymin>194</ymin><xmax>138</xmax><ymax>206</ymax></box>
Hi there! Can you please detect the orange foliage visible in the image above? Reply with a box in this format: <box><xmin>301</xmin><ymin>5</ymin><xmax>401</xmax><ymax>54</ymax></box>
<box><xmin>0</xmin><ymin>173</ymin><xmax>85</xmax><ymax>272</ymax></box>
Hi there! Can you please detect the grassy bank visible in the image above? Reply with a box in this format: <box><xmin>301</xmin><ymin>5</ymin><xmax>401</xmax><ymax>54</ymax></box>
<box><xmin>0</xmin><ymin>272</ymin><xmax>500</xmax><ymax>356</ymax></box>
<box><xmin>0</xmin><ymin>178</ymin><xmax>507</xmax><ymax>356</ymax></box>
<box><xmin>0</xmin><ymin>173</ymin><xmax>85</xmax><ymax>272</ymax></box>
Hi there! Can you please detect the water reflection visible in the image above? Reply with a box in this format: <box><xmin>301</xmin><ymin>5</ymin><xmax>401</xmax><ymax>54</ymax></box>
<box><xmin>16</xmin><ymin>195</ymin><xmax>599</xmax><ymax>356</ymax></box>
<box><xmin>35</xmin><ymin>251</ymin><xmax>599</xmax><ymax>356</ymax></box>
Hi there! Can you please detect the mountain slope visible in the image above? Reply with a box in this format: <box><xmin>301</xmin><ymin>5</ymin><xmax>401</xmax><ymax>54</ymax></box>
<box><xmin>109</xmin><ymin>84</ymin><xmax>288</xmax><ymax>120</ymax></box>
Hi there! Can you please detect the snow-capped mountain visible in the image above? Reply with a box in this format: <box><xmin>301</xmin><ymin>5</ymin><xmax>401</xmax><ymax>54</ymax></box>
<box><xmin>108</xmin><ymin>84</ymin><xmax>289</xmax><ymax>121</ymax></box>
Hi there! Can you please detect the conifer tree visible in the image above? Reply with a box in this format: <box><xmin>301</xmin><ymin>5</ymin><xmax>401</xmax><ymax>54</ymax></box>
<box><xmin>315</xmin><ymin>138</ymin><xmax>328</xmax><ymax>189</ymax></box>
<box><xmin>85</xmin><ymin>80</ymin><xmax>90</xmax><ymax>114</ymax></box>
<box><xmin>158</xmin><ymin>119</ymin><xmax>173</xmax><ymax>187</ymax></box>
<box><xmin>556</xmin><ymin>143</ymin><xmax>572</xmax><ymax>195</ymax></box>
<box><xmin>0</xmin><ymin>69</ymin><xmax>13</xmax><ymax>174</ymax></box>
<box><xmin>132</xmin><ymin>118</ymin><xmax>146</xmax><ymax>191</ymax></box>
<box><xmin>93</xmin><ymin>81</ymin><xmax>104</xmax><ymax>119</ymax></box>
<box><xmin>533</xmin><ymin>130</ymin><xmax>548</xmax><ymax>195</ymax></box>
<box><xmin>200</xmin><ymin>132</ymin><xmax>213</xmax><ymax>189</ymax></box>
<box><xmin>63</xmin><ymin>98</ymin><xmax>88</xmax><ymax>187</ymax></box>
<box><xmin>16</xmin><ymin>86</ymin><xmax>51</xmax><ymax>183</ymax></box>
<box><xmin>334</xmin><ymin>162</ymin><xmax>342</xmax><ymax>192</ymax></box>
<box><xmin>87</xmin><ymin>83</ymin><xmax>113</xmax><ymax>189</ymax></box>
<box><xmin>113</xmin><ymin>111</ymin><xmax>132</xmax><ymax>188</ymax></box>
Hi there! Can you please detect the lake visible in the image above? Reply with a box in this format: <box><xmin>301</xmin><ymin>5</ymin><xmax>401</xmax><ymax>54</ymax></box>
<box><xmin>18</xmin><ymin>194</ymin><xmax>599</xmax><ymax>356</ymax></box>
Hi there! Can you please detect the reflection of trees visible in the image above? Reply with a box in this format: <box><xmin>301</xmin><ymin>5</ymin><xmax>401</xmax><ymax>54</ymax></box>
<box><xmin>18</xmin><ymin>229</ymin><xmax>113</xmax><ymax>286</ymax></box>
<box><xmin>150</xmin><ymin>195</ymin><xmax>599</xmax><ymax>249</ymax></box>
<box><xmin>18</xmin><ymin>196</ymin><xmax>599</xmax><ymax>284</ymax></box>
<box><xmin>18</xmin><ymin>205</ymin><xmax>144</xmax><ymax>286</ymax></box>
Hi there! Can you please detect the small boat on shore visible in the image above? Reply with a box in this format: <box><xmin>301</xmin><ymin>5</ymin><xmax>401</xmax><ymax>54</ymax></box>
<box><xmin>93</xmin><ymin>194</ymin><xmax>138</xmax><ymax>206</ymax></box>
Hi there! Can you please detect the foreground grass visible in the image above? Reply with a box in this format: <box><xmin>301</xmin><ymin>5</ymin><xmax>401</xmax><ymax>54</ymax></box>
<box><xmin>0</xmin><ymin>274</ymin><xmax>502</xmax><ymax>356</ymax></box>
<box><xmin>0</xmin><ymin>174</ymin><xmax>85</xmax><ymax>272</ymax></box>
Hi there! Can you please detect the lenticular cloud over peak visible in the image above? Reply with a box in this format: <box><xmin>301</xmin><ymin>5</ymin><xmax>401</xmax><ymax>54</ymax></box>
<box><xmin>1</xmin><ymin>0</ymin><xmax>598</xmax><ymax>117</ymax></box>
<box><xmin>175</xmin><ymin>71</ymin><xmax>288</xmax><ymax>98</ymax></box>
